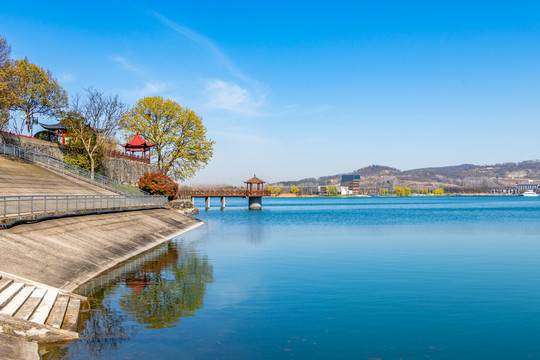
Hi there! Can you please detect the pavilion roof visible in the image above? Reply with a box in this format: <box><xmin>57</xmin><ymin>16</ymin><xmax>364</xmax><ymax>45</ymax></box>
<box><xmin>244</xmin><ymin>175</ymin><xmax>266</xmax><ymax>184</ymax></box>
<box><xmin>120</xmin><ymin>131</ymin><xmax>155</xmax><ymax>149</ymax></box>
<box><xmin>40</xmin><ymin>122</ymin><xmax>66</xmax><ymax>131</ymax></box>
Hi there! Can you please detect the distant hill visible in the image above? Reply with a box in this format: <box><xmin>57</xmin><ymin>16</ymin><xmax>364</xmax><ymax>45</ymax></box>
<box><xmin>272</xmin><ymin>160</ymin><xmax>540</xmax><ymax>193</ymax></box>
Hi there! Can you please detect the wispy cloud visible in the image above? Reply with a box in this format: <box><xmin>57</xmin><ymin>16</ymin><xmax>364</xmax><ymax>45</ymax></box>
<box><xmin>301</xmin><ymin>136</ymin><xmax>327</xmax><ymax>143</ymax></box>
<box><xmin>57</xmin><ymin>72</ymin><xmax>74</xmax><ymax>83</ymax></box>
<box><xmin>204</xmin><ymin>79</ymin><xmax>265</xmax><ymax>116</ymax></box>
<box><xmin>300</xmin><ymin>105</ymin><xmax>331</xmax><ymax>116</ymax></box>
<box><xmin>111</xmin><ymin>56</ymin><xmax>143</xmax><ymax>74</ymax></box>
<box><xmin>121</xmin><ymin>81</ymin><xmax>168</xmax><ymax>100</ymax></box>
<box><xmin>139</xmin><ymin>81</ymin><xmax>166</xmax><ymax>95</ymax></box>
<box><xmin>211</xmin><ymin>129</ymin><xmax>277</xmax><ymax>145</ymax></box>
<box><xmin>151</xmin><ymin>11</ymin><xmax>251</xmax><ymax>82</ymax></box>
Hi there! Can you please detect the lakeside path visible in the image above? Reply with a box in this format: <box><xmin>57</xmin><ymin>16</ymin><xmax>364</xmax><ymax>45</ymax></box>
<box><xmin>0</xmin><ymin>208</ymin><xmax>203</xmax><ymax>292</ymax></box>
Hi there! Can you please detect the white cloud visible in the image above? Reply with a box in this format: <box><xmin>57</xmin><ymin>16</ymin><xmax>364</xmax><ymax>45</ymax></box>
<box><xmin>120</xmin><ymin>81</ymin><xmax>168</xmax><ymax>101</ymax></box>
<box><xmin>139</xmin><ymin>81</ymin><xmax>166</xmax><ymax>96</ymax></box>
<box><xmin>57</xmin><ymin>72</ymin><xmax>74</xmax><ymax>83</ymax></box>
<box><xmin>111</xmin><ymin>56</ymin><xmax>142</xmax><ymax>74</ymax></box>
<box><xmin>151</xmin><ymin>11</ymin><xmax>251</xmax><ymax>82</ymax></box>
<box><xmin>204</xmin><ymin>79</ymin><xmax>265</xmax><ymax>116</ymax></box>
<box><xmin>211</xmin><ymin>129</ymin><xmax>277</xmax><ymax>145</ymax></box>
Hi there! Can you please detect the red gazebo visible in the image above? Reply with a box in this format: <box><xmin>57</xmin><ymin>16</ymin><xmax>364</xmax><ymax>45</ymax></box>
<box><xmin>120</xmin><ymin>131</ymin><xmax>155</xmax><ymax>160</ymax></box>
<box><xmin>244</xmin><ymin>174</ymin><xmax>266</xmax><ymax>193</ymax></box>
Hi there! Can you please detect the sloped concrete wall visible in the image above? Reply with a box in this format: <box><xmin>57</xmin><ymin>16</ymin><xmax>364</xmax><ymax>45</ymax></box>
<box><xmin>0</xmin><ymin>208</ymin><xmax>203</xmax><ymax>292</ymax></box>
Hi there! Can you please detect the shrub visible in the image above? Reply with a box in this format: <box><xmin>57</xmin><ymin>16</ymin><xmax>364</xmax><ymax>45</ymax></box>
<box><xmin>138</xmin><ymin>172</ymin><xmax>178</xmax><ymax>200</ymax></box>
<box><xmin>434</xmin><ymin>188</ymin><xmax>444</xmax><ymax>196</ymax></box>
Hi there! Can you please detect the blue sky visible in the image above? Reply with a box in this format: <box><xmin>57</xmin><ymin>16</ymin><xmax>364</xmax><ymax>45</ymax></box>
<box><xmin>2</xmin><ymin>1</ymin><xmax>540</xmax><ymax>185</ymax></box>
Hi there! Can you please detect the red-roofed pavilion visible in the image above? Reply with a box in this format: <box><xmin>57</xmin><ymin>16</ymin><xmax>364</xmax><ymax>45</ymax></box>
<box><xmin>244</xmin><ymin>174</ymin><xmax>266</xmax><ymax>193</ymax></box>
<box><xmin>120</xmin><ymin>131</ymin><xmax>155</xmax><ymax>161</ymax></box>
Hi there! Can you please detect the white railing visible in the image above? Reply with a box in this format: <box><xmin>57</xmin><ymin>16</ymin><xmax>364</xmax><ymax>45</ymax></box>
<box><xmin>1</xmin><ymin>194</ymin><xmax>168</xmax><ymax>223</ymax></box>
<box><xmin>0</xmin><ymin>143</ymin><xmax>147</xmax><ymax>196</ymax></box>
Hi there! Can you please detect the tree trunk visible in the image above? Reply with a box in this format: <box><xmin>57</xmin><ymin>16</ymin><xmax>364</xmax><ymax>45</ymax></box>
<box><xmin>26</xmin><ymin>113</ymin><xmax>31</xmax><ymax>136</ymax></box>
<box><xmin>90</xmin><ymin>155</ymin><xmax>95</xmax><ymax>181</ymax></box>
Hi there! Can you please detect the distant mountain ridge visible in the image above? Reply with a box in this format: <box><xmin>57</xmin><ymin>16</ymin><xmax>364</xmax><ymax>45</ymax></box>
<box><xmin>273</xmin><ymin>160</ymin><xmax>540</xmax><ymax>193</ymax></box>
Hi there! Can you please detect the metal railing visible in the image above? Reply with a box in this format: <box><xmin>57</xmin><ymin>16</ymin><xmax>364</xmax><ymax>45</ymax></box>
<box><xmin>177</xmin><ymin>189</ymin><xmax>271</xmax><ymax>197</ymax></box>
<box><xmin>1</xmin><ymin>194</ymin><xmax>168</xmax><ymax>222</ymax></box>
<box><xmin>0</xmin><ymin>143</ymin><xmax>147</xmax><ymax>195</ymax></box>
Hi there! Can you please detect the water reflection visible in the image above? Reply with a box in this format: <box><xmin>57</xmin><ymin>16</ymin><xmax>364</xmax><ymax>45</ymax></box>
<box><xmin>44</xmin><ymin>241</ymin><xmax>214</xmax><ymax>359</ymax></box>
<box><xmin>120</xmin><ymin>242</ymin><xmax>214</xmax><ymax>329</ymax></box>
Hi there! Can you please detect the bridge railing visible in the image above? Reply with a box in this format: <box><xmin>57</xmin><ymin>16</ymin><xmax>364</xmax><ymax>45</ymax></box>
<box><xmin>0</xmin><ymin>143</ymin><xmax>147</xmax><ymax>196</ymax></box>
<box><xmin>1</xmin><ymin>194</ymin><xmax>168</xmax><ymax>223</ymax></box>
<box><xmin>177</xmin><ymin>189</ymin><xmax>271</xmax><ymax>197</ymax></box>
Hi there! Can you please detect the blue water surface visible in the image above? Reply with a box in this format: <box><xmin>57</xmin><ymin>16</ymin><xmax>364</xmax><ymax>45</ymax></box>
<box><xmin>55</xmin><ymin>197</ymin><xmax>540</xmax><ymax>359</ymax></box>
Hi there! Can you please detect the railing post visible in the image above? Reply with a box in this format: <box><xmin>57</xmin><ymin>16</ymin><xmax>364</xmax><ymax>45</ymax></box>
<box><xmin>31</xmin><ymin>196</ymin><xmax>34</xmax><ymax>215</ymax></box>
<box><xmin>56</xmin><ymin>196</ymin><xmax>58</xmax><ymax>211</ymax></box>
<box><xmin>18</xmin><ymin>197</ymin><xmax>20</xmax><ymax>218</ymax></box>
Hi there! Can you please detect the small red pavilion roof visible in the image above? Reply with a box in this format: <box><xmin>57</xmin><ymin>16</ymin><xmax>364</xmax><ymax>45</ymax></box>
<box><xmin>120</xmin><ymin>131</ymin><xmax>155</xmax><ymax>149</ymax></box>
<box><xmin>244</xmin><ymin>175</ymin><xmax>266</xmax><ymax>184</ymax></box>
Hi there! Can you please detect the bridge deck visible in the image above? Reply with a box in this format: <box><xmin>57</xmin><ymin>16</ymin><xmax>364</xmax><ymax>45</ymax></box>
<box><xmin>178</xmin><ymin>190</ymin><xmax>270</xmax><ymax>198</ymax></box>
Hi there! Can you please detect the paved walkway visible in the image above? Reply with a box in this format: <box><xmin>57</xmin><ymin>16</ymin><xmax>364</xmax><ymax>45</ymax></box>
<box><xmin>0</xmin><ymin>155</ymin><xmax>115</xmax><ymax>196</ymax></box>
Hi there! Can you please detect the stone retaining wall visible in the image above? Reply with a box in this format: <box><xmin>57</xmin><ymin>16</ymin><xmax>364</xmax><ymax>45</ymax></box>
<box><xmin>101</xmin><ymin>158</ymin><xmax>158</xmax><ymax>186</ymax></box>
<box><xmin>0</xmin><ymin>131</ymin><xmax>66</xmax><ymax>159</ymax></box>
<box><xmin>0</xmin><ymin>132</ymin><xmax>159</xmax><ymax>186</ymax></box>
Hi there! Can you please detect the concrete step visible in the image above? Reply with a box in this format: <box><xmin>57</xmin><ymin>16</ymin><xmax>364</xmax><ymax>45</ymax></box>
<box><xmin>0</xmin><ymin>285</ymin><xmax>35</xmax><ymax>316</ymax></box>
<box><xmin>46</xmin><ymin>294</ymin><xmax>70</xmax><ymax>329</ymax></box>
<box><xmin>0</xmin><ymin>277</ymin><xmax>14</xmax><ymax>292</ymax></box>
<box><xmin>0</xmin><ymin>282</ymin><xmax>25</xmax><ymax>308</ymax></box>
<box><xmin>29</xmin><ymin>289</ymin><xmax>58</xmax><ymax>325</ymax></box>
<box><xmin>14</xmin><ymin>288</ymin><xmax>46</xmax><ymax>321</ymax></box>
<box><xmin>61</xmin><ymin>298</ymin><xmax>80</xmax><ymax>331</ymax></box>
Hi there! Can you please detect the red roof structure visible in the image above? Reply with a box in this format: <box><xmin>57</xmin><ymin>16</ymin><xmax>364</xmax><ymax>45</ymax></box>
<box><xmin>244</xmin><ymin>175</ymin><xmax>266</xmax><ymax>184</ymax></box>
<box><xmin>120</xmin><ymin>131</ymin><xmax>155</xmax><ymax>160</ymax></box>
<box><xmin>244</xmin><ymin>174</ymin><xmax>266</xmax><ymax>192</ymax></box>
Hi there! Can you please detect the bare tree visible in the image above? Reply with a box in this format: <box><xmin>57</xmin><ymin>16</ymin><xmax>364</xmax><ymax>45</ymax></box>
<box><xmin>66</xmin><ymin>88</ymin><xmax>126</xmax><ymax>179</ymax></box>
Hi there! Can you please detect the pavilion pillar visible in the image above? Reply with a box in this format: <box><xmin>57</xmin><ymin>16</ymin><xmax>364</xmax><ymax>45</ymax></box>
<box><xmin>220</xmin><ymin>196</ymin><xmax>226</xmax><ymax>210</ymax></box>
<box><xmin>205</xmin><ymin>197</ymin><xmax>210</xmax><ymax>210</ymax></box>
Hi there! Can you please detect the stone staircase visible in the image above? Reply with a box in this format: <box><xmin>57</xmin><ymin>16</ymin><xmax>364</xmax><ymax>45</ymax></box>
<box><xmin>0</xmin><ymin>274</ymin><xmax>81</xmax><ymax>331</ymax></box>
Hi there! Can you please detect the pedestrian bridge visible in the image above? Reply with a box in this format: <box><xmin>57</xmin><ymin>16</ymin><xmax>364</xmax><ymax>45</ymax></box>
<box><xmin>177</xmin><ymin>189</ymin><xmax>271</xmax><ymax>210</ymax></box>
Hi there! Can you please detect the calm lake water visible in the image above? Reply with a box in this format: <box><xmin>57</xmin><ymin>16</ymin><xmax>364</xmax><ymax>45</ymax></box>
<box><xmin>51</xmin><ymin>197</ymin><xmax>540</xmax><ymax>359</ymax></box>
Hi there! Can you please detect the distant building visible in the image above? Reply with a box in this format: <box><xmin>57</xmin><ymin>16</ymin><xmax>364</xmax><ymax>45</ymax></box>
<box><xmin>340</xmin><ymin>175</ymin><xmax>361</xmax><ymax>194</ymax></box>
<box><xmin>516</xmin><ymin>183</ymin><xmax>539</xmax><ymax>191</ymax></box>
<box><xmin>317</xmin><ymin>185</ymin><xmax>352</xmax><ymax>196</ymax></box>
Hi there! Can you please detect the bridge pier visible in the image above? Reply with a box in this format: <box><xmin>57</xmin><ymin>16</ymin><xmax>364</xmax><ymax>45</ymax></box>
<box><xmin>220</xmin><ymin>196</ymin><xmax>226</xmax><ymax>210</ymax></box>
<box><xmin>205</xmin><ymin>197</ymin><xmax>210</xmax><ymax>210</ymax></box>
<box><xmin>249</xmin><ymin>196</ymin><xmax>262</xmax><ymax>210</ymax></box>
<box><xmin>191</xmin><ymin>197</ymin><xmax>195</xmax><ymax>207</ymax></box>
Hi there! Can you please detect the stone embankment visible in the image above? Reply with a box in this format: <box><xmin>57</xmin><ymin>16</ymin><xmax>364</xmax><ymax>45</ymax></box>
<box><xmin>0</xmin><ymin>208</ymin><xmax>202</xmax><ymax>291</ymax></box>
<box><xmin>0</xmin><ymin>153</ymin><xmax>202</xmax><ymax>359</ymax></box>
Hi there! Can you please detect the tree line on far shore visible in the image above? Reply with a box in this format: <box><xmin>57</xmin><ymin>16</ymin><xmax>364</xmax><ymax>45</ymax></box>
<box><xmin>0</xmin><ymin>36</ymin><xmax>214</xmax><ymax>184</ymax></box>
<box><xmin>264</xmin><ymin>184</ymin><xmax>446</xmax><ymax>197</ymax></box>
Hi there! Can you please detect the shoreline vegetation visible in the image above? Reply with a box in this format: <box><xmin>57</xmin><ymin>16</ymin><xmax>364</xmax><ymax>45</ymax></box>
<box><xmin>272</xmin><ymin>193</ymin><xmax>516</xmax><ymax>198</ymax></box>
